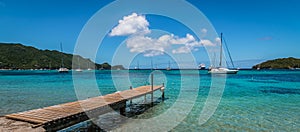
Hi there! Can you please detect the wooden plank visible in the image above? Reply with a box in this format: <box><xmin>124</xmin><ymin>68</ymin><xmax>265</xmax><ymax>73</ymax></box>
<box><xmin>79</xmin><ymin>98</ymin><xmax>108</xmax><ymax>105</ymax></box>
<box><xmin>16</xmin><ymin>113</ymin><xmax>55</xmax><ymax>121</ymax></box>
<box><xmin>80</xmin><ymin>103</ymin><xmax>108</xmax><ymax>111</ymax></box>
<box><xmin>24</xmin><ymin>109</ymin><xmax>68</xmax><ymax>119</ymax></box>
<box><xmin>62</xmin><ymin>101</ymin><xmax>81</xmax><ymax>106</ymax></box>
<box><xmin>43</xmin><ymin>106</ymin><xmax>82</xmax><ymax>115</ymax></box>
<box><xmin>5</xmin><ymin>114</ymin><xmax>48</xmax><ymax>124</ymax></box>
<box><xmin>121</xmin><ymin>91</ymin><xmax>144</xmax><ymax>99</ymax></box>
<box><xmin>19</xmin><ymin>112</ymin><xmax>60</xmax><ymax>120</ymax></box>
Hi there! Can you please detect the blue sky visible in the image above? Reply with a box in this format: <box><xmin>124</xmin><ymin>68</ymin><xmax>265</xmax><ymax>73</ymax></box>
<box><xmin>0</xmin><ymin>0</ymin><xmax>299</xmax><ymax>68</ymax></box>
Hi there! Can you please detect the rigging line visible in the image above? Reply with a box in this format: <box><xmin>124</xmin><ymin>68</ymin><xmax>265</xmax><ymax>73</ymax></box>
<box><xmin>223</xmin><ymin>36</ymin><xmax>235</xmax><ymax>68</ymax></box>
<box><xmin>225</xmin><ymin>58</ymin><xmax>230</xmax><ymax>68</ymax></box>
<box><xmin>60</xmin><ymin>42</ymin><xmax>64</xmax><ymax>68</ymax></box>
<box><xmin>219</xmin><ymin>33</ymin><xmax>223</xmax><ymax>67</ymax></box>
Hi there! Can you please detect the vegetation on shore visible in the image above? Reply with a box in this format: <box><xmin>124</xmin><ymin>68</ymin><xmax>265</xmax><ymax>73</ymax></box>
<box><xmin>0</xmin><ymin>43</ymin><xmax>120</xmax><ymax>70</ymax></box>
<box><xmin>4</xmin><ymin>43</ymin><xmax>299</xmax><ymax>70</ymax></box>
<box><xmin>252</xmin><ymin>57</ymin><xmax>300</xmax><ymax>69</ymax></box>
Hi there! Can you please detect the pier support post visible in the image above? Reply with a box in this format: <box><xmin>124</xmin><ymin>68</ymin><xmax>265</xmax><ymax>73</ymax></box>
<box><xmin>151</xmin><ymin>73</ymin><xmax>154</xmax><ymax>106</ymax></box>
<box><xmin>130</xmin><ymin>86</ymin><xmax>132</xmax><ymax>106</ymax></box>
<box><xmin>120</xmin><ymin>101</ymin><xmax>126</xmax><ymax>116</ymax></box>
<box><xmin>162</xmin><ymin>83</ymin><xmax>165</xmax><ymax>101</ymax></box>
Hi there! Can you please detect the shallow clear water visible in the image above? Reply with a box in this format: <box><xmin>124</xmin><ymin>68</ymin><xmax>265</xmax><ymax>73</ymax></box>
<box><xmin>0</xmin><ymin>70</ymin><xmax>299</xmax><ymax>131</ymax></box>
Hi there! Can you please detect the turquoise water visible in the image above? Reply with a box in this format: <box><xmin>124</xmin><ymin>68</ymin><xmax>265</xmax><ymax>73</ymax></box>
<box><xmin>0</xmin><ymin>70</ymin><xmax>299</xmax><ymax>131</ymax></box>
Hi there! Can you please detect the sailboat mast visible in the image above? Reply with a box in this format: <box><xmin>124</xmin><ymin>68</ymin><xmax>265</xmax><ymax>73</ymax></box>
<box><xmin>213</xmin><ymin>53</ymin><xmax>216</xmax><ymax>67</ymax></box>
<box><xmin>77</xmin><ymin>57</ymin><xmax>80</xmax><ymax>69</ymax></box>
<box><xmin>60</xmin><ymin>43</ymin><xmax>64</xmax><ymax>68</ymax></box>
<box><xmin>219</xmin><ymin>33</ymin><xmax>223</xmax><ymax>67</ymax></box>
<box><xmin>223</xmin><ymin>36</ymin><xmax>235</xmax><ymax>68</ymax></box>
<box><xmin>151</xmin><ymin>59</ymin><xmax>153</xmax><ymax>70</ymax></box>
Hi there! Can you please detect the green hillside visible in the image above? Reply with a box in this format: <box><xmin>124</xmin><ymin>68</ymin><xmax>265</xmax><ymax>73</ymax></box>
<box><xmin>253</xmin><ymin>57</ymin><xmax>300</xmax><ymax>69</ymax></box>
<box><xmin>0</xmin><ymin>43</ymin><xmax>111</xmax><ymax>70</ymax></box>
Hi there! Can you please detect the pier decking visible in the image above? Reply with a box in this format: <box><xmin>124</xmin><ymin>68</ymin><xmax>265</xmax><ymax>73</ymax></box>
<box><xmin>3</xmin><ymin>85</ymin><xmax>164</xmax><ymax>131</ymax></box>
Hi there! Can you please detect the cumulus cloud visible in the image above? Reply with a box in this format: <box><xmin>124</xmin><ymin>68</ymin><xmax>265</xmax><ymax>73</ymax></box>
<box><xmin>215</xmin><ymin>37</ymin><xmax>221</xmax><ymax>42</ymax></box>
<box><xmin>126</xmin><ymin>33</ymin><xmax>217</xmax><ymax>56</ymax></box>
<box><xmin>201</xmin><ymin>28</ymin><xmax>208</xmax><ymax>34</ymax></box>
<box><xmin>110</xmin><ymin>13</ymin><xmax>216</xmax><ymax>57</ymax></box>
<box><xmin>126</xmin><ymin>35</ymin><xmax>168</xmax><ymax>57</ymax></box>
<box><xmin>214</xmin><ymin>37</ymin><xmax>222</xmax><ymax>46</ymax></box>
<box><xmin>200</xmin><ymin>39</ymin><xmax>216</xmax><ymax>46</ymax></box>
<box><xmin>170</xmin><ymin>34</ymin><xmax>196</xmax><ymax>44</ymax></box>
<box><xmin>172</xmin><ymin>46</ymin><xmax>191</xmax><ymax>54</ymax></box>
<box><xmin>109</xmin><ymin>13</ymin><xmax>150</xmax><ymax>36</ymax></box>
<box><xmin>172</xmin><ymin>39</ymin><xmax>216</xmax><ymax>54</ymax></box>
<box><xmin>155</xmin><ymin>34</ymin><xmax>195</xmax><ymax>45</ymax></box>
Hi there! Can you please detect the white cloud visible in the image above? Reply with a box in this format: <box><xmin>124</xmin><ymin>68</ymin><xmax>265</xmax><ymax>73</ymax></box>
<box><xmin>109</xmin><ymin>13</ymin><xmax>150</xmax><ymax>36</ymax></box>
<box><xmin>156</xmin><ymin>34</ymin><xmax>195</xmax><ymax>45</ymax></box>
<box><xmin>126</xmin><ymin>34</ymin><xmax>217</xmax><ymax>56</ymax></box>
<box><xmin>215</xmin><ymin>37</ymin><xmax>221</xmax><ymax>46</ymax></box>
<box><xmin>125</xmin><ymin>33</ymin><xmax>213</xmax><ymax>56</ymax></box>
<box><xmin>175</xmin><ymin>42</ymin><xmax>199</xmax><ymax>54</ymax></box>
<box><xmin>169</xmin><ymin>34</ymin><xmax>195</xmax><ymax>44</ymax></box>
<box><xmin>201</xmin><ymin>28</ymin><xmax>207</xmax><ymax>34</ymax></box>
<box><xmin>172</xmin><ymin>46</ymin><xmax>191</xmax><ymax>54</ymax></box>
<box><xmin>110</xmin><ymin>13</ymin><xmax>217</xmax><ymax>56</ymax></box>
<box><xmin>171</xmin><ymin>39</ymin><xmax>216</xmax><ymax>54</ymax></box>
<box><xmin>215</xmin><ymin>37</ymin><xmax>221</xmax><ymax>43</ymax></box>
<box><xmin>126</xmin><ymin>35</ymin><xmax>168</xmax><ymax>57</ymax></box>
<box><xmin>200</xmin><ymin>39</ymin><xmax>216</xmax><ymax>46</ymax></box>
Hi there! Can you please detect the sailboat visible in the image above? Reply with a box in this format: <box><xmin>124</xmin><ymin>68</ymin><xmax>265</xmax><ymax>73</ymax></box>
<box><xmin>99</xmin><ymin>65</ymin><xmax>104</xmax><ymax>70</ymax></box>
<box><xmin>151</xmin><ymin>59</ymin><xmax>153</xmax><ymax>70</ymax></box>
<box><xmin>296</xmin><ymin>64</ymin><xmax>300</xmax><ymax>70</ymax></box>
<box><xmin>166</xmin><ymin>61</ymin><xmax>171</xmax><ymax>71</ymax></box>
<box><xmin>58</xmin><ymin>43</ymin><xmax>69</xmax><ymax>73</ymax></box>
<box><xmin>87</xmin><ymin>61</ymin><xmax>92</xmax><ymax>71</ymax></box>
<box><xmin>199</xmin><ymin>63</ymin><xmax>206</xmax><ymax>70</ymax></box>
<box><xmin>134</xmin><ymin>61</ymin><xmax>140</xmax><ymax>70</ymax></box>
<box><xmin>75</xmin><ymin>57</ymin><xmax>83</xmax><ymax>72</ymax></box>
<box><xmin>208</xmin><ymin>33</ymin><xmax>238</xmax><ymax>74</ymax></box>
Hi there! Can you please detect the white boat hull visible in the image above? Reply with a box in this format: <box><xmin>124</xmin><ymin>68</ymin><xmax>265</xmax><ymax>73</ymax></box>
<box><xmin>58</xmin><ymin>68</ymin><xmax>69</xmax><ymax>73</ymax></box>
<box><xmin>208</xmin><ymin>68</ymin><xmax>238</xmax><ymax>74</ymax></box>
<box><xmin>199</xmin><ymin>63</ymin><xmax>206</xmax><ymax>70</ymax></box>
<box><xmin>75</xmin><ymin>69</ymin><xmax>83</xmax><ymax>72</ymax></box>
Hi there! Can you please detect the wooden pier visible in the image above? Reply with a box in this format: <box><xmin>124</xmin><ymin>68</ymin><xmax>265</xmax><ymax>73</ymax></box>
<box><xmin>3</xmin><ymin>84</ymin><xmax>165</xmax><ymax>131</ymax></box>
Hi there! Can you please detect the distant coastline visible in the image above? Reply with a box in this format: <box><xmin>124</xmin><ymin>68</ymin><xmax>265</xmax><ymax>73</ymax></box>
<box><xmin>1</xmin><ymin>43</ymin><xmax>300</xmax><ymax>71</ymax></box>
<box><xmin>0</xmin><ymin>43</ymin><xmax>124</xmax><ymax>70</ymax></box>
<box><xmin>253</xmin><ymin>57</ymin><xmax>300</xmax><ymax>70</ymax></box>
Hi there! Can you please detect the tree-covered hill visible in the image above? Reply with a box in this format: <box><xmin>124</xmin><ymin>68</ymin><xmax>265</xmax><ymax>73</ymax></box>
<box><xmin>0</xmin><ymin>43</ymin><xmax>111</xmax><ymax>69</ymax></box>
<box><xmin>252</xmin><ymin>57</ymin><xmax>300</xmax><ymax>69</ymax></box>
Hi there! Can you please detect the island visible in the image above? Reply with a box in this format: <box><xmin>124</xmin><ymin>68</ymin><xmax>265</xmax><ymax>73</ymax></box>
<box><xmin>0</xmin><ymin>43</ymin><xmax>124</xmax><ymax>70</ymax></box>
<box><xmin>252</xmin><ymin>57</ymin><xmax>300</xmax><ymax>69</ymax></box>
